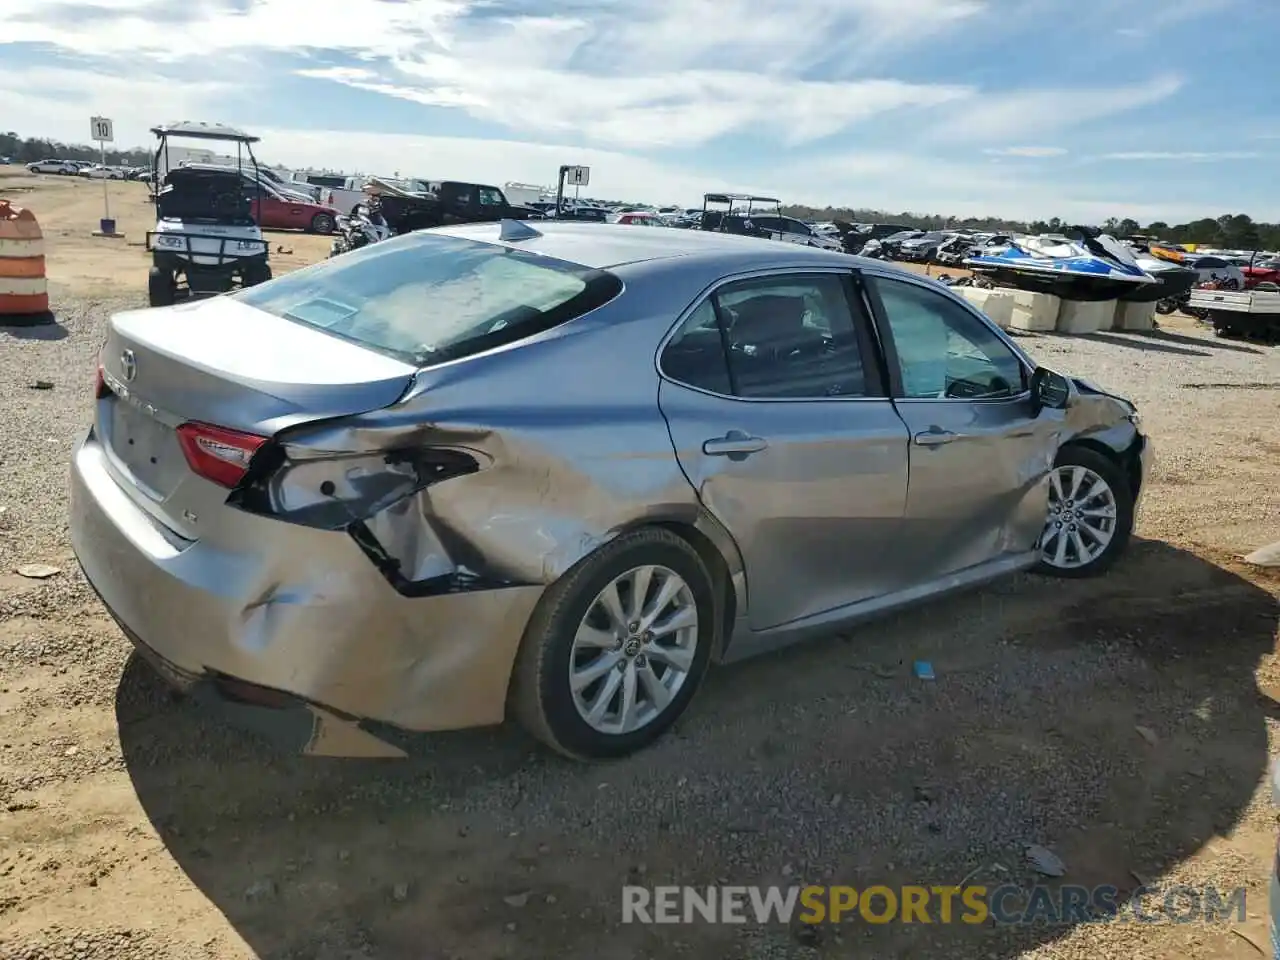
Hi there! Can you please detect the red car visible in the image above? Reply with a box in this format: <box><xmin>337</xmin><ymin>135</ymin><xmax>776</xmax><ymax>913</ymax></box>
<box><xmin>1242</xmin><ymin>263</ymin><xmax>1280</xmax><ymax>289</ymax></box>
<box><xmin>246</xmin><ymin>185</ymin><xmax>340</xmax><ymax>234</ymax></box>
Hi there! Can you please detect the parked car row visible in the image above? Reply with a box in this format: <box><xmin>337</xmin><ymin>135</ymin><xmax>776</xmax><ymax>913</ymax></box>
<box><xmin>26</xmin><ymin>157</ymin><xmax>153</xmax><ymax>179</ymax></box>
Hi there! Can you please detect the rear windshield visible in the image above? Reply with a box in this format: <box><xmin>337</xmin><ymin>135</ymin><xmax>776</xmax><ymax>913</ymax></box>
<box><xmin>234</xmin><ymin>233</ymin><xmax>622</xmax><ymax>366</ymax></box>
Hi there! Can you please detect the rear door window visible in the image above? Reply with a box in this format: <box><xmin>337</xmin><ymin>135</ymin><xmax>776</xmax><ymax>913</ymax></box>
<box><xmin>661</xmin><ymin>274</ymin><xmax>877</xmax><ymax>400</ymax></box>
<box><xmin>235</xmin><ymin>234</ymin><xmax>622</xmax><ymax>366</ymax></box>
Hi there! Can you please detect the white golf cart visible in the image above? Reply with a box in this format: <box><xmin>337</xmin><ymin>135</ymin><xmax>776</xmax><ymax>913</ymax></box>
<box><xmin>145</xmin><ymin>121</ymin><xmax>271</xmax><ymax>307</ymax></box>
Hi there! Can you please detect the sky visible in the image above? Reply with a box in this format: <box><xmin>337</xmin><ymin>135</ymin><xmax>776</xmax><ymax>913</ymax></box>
<box><xmin>0</xmin><ymin>0</ymin><xmax>1275</xmax><ymax>222</ymax></box>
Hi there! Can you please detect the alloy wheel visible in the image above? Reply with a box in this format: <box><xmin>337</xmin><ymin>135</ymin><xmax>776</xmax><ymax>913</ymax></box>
<box><xmin>569</xmin><ymin>564</ymin><xmax>699</xmax><ymax>736</ymax></box>
<box><xmin>1040</xmin><ymin>464</ymin><xmax>1118</xmax><ymax>570</ymax></box>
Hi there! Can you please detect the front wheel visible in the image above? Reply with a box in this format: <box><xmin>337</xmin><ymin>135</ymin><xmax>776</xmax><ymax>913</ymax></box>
<box><xmin>1035</xmin><ymin>446</ymin><xmax>1134</xmax><ymax>578</ymax></box>
<box><xmin>241</xmin><ymin>261</ymin><xmax>271</xmax><ymax>286</ymax></box>
<box><xmin>511</xmin><ymin>528</ymin><xmax>716</xmax><ymax>760</ymax></box>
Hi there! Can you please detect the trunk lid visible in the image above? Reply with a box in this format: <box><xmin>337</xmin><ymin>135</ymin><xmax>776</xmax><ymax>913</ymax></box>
<box><xmin>97</xmin><ymin>296</ymin><xmax>417</xmax><ymax>536</ymax></box>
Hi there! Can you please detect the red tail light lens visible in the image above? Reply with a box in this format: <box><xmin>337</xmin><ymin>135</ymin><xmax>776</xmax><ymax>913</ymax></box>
<box><xmin>176</xmin><ymin>422</ymin><xmax>268</xmax><ymax>489</ymax></box>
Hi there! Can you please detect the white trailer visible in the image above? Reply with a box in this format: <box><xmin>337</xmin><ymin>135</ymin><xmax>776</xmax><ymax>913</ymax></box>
<box><xmin>1186</xmin><ymin>287</ymin><xmax>1280</xmax><ymax>340</ymax></box>
<box><xmin>503</xmin><ymin>182</ymin><xmax>550</xmax><ymax>207</ymax></box>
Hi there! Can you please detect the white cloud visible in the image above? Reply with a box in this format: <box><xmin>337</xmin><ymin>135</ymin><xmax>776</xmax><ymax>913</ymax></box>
<box><xmin>983</xmin><ymin>146</ymin><xmax>1068</xmax><ymax>157</ymax></box>
<box><xmin>1100</xmin><ymin>151</ymin><xmax>1262</xmax><ymax>161</ymax></box>
<box><xmin>0</xmin><ymin>65</ymin><xmax>235</xmax><ymax>149</ymax></box>
<box><xmin>0</xmin><ymin>0</ymin><xmax>982</xmax><ymax>149</ymax></box>
<box><xmin>928</xmin><ymin>74</ymin><xmax>1184</xmax><ymax>143</ymax></box>
<box><xmin>0</xmin><ymin>0</ymin><xmax>466</xmax><ymax>60</ymax></box>
<box><xmin>0</xmin><ymin>0</ymin><xmax>1269</xmax><ymax>222</ymax></box>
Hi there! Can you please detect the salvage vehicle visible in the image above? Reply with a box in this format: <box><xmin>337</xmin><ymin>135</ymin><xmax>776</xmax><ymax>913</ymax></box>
<box><xmin>144</xmin><ymin>122</ymin><xmax>270</xmax><ymax>307</ymax></box>
<box><xmin>897</xmin><ymin>230</ymin><xmax>952</xmax><ymax>263</ymax></box>
<box><xmin>742</xmin><ymin>214</ymin><xmax>843</xmax><ymax>251</ymax></box>
<box><xmin>79</xmin><ymin>164</ymin><xmax>128</xmax><ymax>180</ymax></box>
<box><xmin>608</xmin><ymin>211</ymin><xmax>666</xmax><ymax>226</ymax></box>
<box><xmin>879</xmin><ymin>229</ymin><xmax>924</xmax><ymax>259</ymax></box>
<box><xmin>363</xmin><ymin>178</ymin><xmax>539</xmax><ymax>233</ymax></box>
<box><xmin>72</xmin><ymin>222</ymin><xmax>1151</xmax><ymax>760</ymax></box>
<box><xmin>26</xmin><ymin>158</ymin><xmax>78</xmax><ymax>175</ymax></box>
<box><xmin>180</xmin><ymin>163</ymin><xmax>329</xmax><ymax>221</ymax></box>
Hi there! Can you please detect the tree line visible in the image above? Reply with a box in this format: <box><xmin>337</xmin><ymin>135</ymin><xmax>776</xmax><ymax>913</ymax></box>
<box><xmin>4</xmin><ymin>130</ymin><xmax>1275</xmax><ymax>251</ymax></box>
<box><xmin>1</xmin><ymin>131</ymin><xmax>152</xmax><ymax>169</ymax></box>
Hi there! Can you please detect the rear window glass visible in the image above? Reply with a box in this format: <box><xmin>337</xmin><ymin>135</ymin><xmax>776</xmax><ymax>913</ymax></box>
<box><xmin>234</xmin><ymin>233</ymin><xmax>622</xmax><ymax>366</ymax></box>
<box><xmin>305</xmin><ymin>174</ymin><xmax>346</xmax><ymax>188</ymax></box>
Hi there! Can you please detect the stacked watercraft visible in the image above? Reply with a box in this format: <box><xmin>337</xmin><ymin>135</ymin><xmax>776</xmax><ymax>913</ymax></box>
<box><xmin>964</xmin><ymin>232</ymin><xmax>1161</xmax><ymax>301</ymax></box>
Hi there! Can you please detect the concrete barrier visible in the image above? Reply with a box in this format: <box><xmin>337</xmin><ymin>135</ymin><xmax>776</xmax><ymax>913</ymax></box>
<box><xmin>1113</xmin><ymin>300</ymin><xmax>1156</xmax><ymax>331</ymax></box>
<box><xmin>1057</xmin><ymin>299</ymin><xmax>1114</xmax><ymax>335</ymax></box>
<box><xmin>957</xmin><ymin>287</ymin><xmax>1014</xmax><ymax>329</ymax></box>
<box><xmin>1008</xmin><ymin>290</ymin><xmax>1059</xmax><ymax>332</ymax></box>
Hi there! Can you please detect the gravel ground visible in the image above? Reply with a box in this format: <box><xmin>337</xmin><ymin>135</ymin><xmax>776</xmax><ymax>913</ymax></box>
<box><xmin>2</xmin><ymin>293</ymin><xmax>1279</xmax><ymax>960</ymax></box>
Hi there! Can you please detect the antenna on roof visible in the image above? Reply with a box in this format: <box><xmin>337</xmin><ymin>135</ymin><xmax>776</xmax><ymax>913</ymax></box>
<box><xmin>499</xmin><ymin>219</ymin><xmax>542</xmax><ymax>242</ymax></box>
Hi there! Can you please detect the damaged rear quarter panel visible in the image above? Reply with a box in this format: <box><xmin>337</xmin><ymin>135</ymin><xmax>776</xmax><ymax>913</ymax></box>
<box><xmin>280</xmin><ymin>272</ymin><xmax>713</xmax><ymax>587</ymax></box>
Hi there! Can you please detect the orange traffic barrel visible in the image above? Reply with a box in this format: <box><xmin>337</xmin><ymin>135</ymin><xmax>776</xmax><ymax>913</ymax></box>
<box><xmin>0</xmin><ymin>199</ymin><xmax>49</xmax><ymax>316</ymax></box>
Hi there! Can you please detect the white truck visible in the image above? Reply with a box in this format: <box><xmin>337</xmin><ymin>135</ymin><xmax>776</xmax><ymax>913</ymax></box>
<box><xmin>503</xmin><ymin>182</ymin><xmax>550</xmax><ymax>207</ymax></box>
<box><xmin>1186</xmin><ymin>286</ymin><xmax>1280</xmax><ymax>340</ymax></box>
<box><xmin>295</xmin><ymin>174</ymin><xmax>371</xmax><ymax>215</ymax></box>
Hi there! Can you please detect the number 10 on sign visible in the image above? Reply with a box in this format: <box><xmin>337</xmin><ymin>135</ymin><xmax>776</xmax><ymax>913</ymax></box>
<box><xmin>90</xmin><ymin>117</ymin><xmax>114</xmax><ymax>223</ymax></box>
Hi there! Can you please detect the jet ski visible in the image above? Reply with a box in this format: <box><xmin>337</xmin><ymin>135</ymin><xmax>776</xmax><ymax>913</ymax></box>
<box><xmin>965</xmin><ymin>231</ymin><xmax>1159</xmax><ymax>301</ymax></box>
<box><xmin>1122</xmin><ymin>253</ymin><xmax>1198</xmax><ymax>303</ymax></box>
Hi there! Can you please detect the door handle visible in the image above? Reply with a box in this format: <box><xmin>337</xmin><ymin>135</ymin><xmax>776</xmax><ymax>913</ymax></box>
<box><xmin>703</xmin><ymin>431</ymin><xmax>768</xmax><ymax>458</ymax></box>
<box><xmin>914</xmin><ymin>428</ymin><xmax>957</xmax><ymax>447</ymax></box>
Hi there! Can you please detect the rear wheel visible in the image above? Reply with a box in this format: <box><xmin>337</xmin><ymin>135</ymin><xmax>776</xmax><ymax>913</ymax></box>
<box><xmin>1035</xmin><ymin>445</ymin><xmax>1134</xmax><ymax>578</ymax></box>
<box><xmin>511</xmin><ymin>528</ymin><xmax>716</xmax><ymax>760</ymax></box>
<box><xmin>147</xmin><ymin>266</ymin><xmax>176</xmax><ymax>307</ymax></box>
<box><xmin>310</xmin><ymin>212</ymin><xmax>335</xmax><ymax>234</ymax></box>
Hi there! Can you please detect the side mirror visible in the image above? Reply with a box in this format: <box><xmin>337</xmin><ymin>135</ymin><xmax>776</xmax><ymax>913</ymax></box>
<box><xmin>1029</xmin><ymin>366</ymin><xmax>1074</xmax><ymax>415</ymax></box>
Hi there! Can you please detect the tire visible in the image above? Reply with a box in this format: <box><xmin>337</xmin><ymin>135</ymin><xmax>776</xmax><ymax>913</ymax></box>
<box><xmin>1154</xmin><ymin>298</ymin><xmax>1177</xmax><ymax>315</ymax></box>
<box><xmin>1035</xmin><ymin>445</ymin><xmax>1134</xmax><ymax>579</ymax></box>
<box><xmin>310</xmin><ymin>212</ymin><xmax>335</xmax><ymax>235</ymax></box>
<box><xmin>241</xmin><ymin>261</ymin><xmax>272</xmax><ymax>286</ymax></box>
<box><xmin>147</xmin><ymin>266</ymin><xmax>176</xmax><ymax>307</ymax></box>
<box><xmin>511</xmin><ymin>528</ymin><xmax>717</xmax><ymax>760</ymax></box>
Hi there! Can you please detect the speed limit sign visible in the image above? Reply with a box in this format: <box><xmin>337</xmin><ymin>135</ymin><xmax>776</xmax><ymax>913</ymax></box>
<box><xmin>90</xmin><ymin>117</ymin><xmax>114</xmax><ymax>143</ymax></box>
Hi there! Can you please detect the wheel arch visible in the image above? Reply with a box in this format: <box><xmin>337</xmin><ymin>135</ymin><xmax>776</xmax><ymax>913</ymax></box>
<box><xmin>1059</xmin><ymin>430</ymin><xmax>1142</xmax><ymax>502</ymax></box>
<box><xmin>614</xmin><ymin>510</ymin><xmax>745</xmax><ymax>663</ymax></box>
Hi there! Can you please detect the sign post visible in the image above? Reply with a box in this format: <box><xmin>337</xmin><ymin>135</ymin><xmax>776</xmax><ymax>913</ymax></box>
<box><xmin>89</xmin><ymin>117</ymin><xmax>118</xmax><ymax>236</ymax></box>
<box><xmin>554</xmin><ymin>165</ymin><xmax>590</xmax><ymax>218</ymax></box>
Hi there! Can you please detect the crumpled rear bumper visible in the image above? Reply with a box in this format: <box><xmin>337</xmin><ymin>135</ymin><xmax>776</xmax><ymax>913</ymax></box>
<box><xmin>71</xmin><ymin>428</ymin><xmax>545</xmax><ymax>753</ymax></box>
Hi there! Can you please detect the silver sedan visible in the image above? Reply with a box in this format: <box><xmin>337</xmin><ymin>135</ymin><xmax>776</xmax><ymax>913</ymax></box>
<box><xmin>70</xmin><ymin>222</ymin><xmax>1152</xmax><ymax>760</ymax></box>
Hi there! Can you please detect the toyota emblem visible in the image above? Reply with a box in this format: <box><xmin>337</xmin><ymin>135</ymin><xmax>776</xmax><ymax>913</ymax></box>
<box><xmin>120</xmin><ymin>349</ymin><xmax>137</xmax><ymax>382</ymax></box>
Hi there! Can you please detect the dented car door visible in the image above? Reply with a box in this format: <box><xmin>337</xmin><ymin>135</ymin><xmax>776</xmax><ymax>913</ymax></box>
<box><xmin>862</xmin><ymin>273</ymin><xmax>1059</xmax><ymax>581</ymax></box>
<box><xmin>658</xmin><ymin>271</ymin><xmax>910</xmax><ymax>632</ymax></box>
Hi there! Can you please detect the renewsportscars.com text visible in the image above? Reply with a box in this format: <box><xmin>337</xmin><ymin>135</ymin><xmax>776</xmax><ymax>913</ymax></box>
<box><xmin>621</xmin><ymin>884</ymin><xmax>1247</xmax><ymax>926</ymax></box>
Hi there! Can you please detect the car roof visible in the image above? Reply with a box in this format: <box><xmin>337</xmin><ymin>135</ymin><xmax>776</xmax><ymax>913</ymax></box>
<box><xmin>429</xmin><ymin>221</ymin><xmax>859</xmax><ymax>270</ymax></box>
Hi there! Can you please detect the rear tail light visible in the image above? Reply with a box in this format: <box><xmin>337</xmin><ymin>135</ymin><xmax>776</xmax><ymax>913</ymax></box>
<box><xmin>176</xmin><ymin>422</ymin><xmax>268</xmax><ymax>489</ymax></box>
<box><xmin>94</xmin><ymin>344</ymin><xmax>110</xmax><ymax>399</ymax></box>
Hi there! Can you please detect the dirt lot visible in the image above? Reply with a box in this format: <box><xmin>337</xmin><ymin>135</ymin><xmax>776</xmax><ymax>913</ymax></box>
<box><xmin>2</xmin><ymin>168</ymin><xmax>1280</xmax><ymax>960</ymax></box>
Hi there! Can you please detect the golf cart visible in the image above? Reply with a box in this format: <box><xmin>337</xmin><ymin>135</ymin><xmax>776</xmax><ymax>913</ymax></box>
<box><xmin>144</xmin><ymin>121</ymin><xmax>271</xmax><ymax>307</ymax></box>
<box><xmin>699</xmin><ymin>193</ymin><xmax>783</xmax><ymax>235</ymax></box>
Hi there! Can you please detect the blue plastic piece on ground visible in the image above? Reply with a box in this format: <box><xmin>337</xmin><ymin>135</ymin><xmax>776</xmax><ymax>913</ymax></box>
<box><xmin>913</xmin><ymin>660</ymin><xmax>936</xmax><ymax>680</ymax></box>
